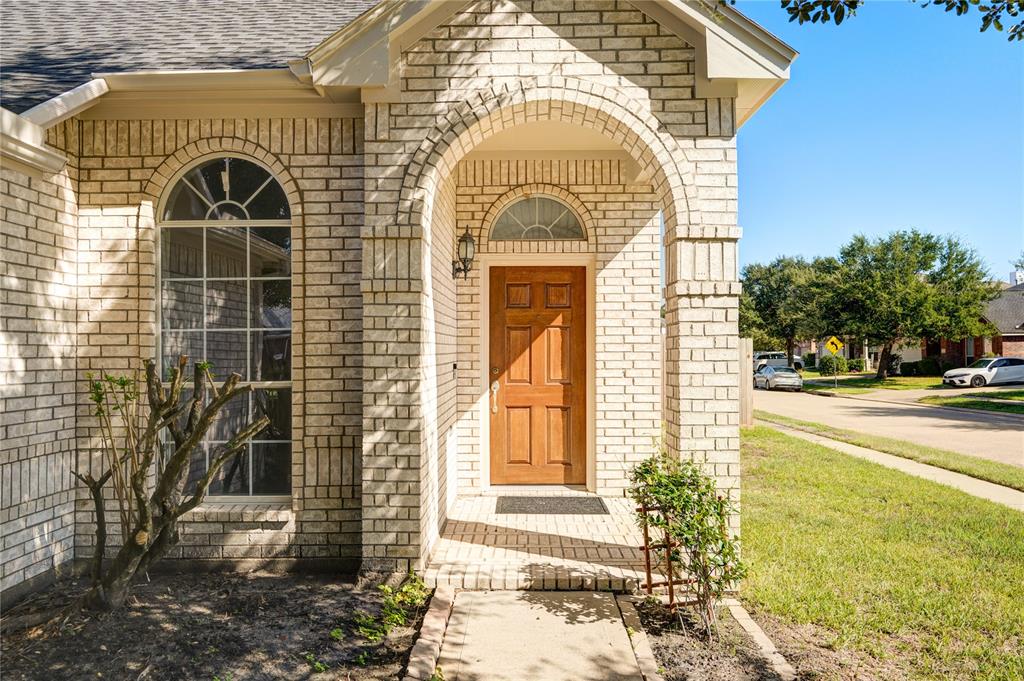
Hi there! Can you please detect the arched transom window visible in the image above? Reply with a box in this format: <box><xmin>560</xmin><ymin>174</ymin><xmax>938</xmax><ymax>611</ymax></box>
<box><xmin>159</xmin><ymin>156</ymin><xmax>291</xmax><ymax>499</ymax></box>
<box><xmin>490</xmin><ymin>195</ymin><xmax>585</xmax><ymax>241</ymax></box>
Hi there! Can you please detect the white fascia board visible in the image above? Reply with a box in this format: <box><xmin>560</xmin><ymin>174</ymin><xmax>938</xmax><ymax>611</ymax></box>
<box><xmin>633</xmin><ymin>0</ymin><xmax>797</xmax><ymax>128</ymax></box>
<box><xmin>0</xmin><ymin>107</ymin><xmax>67</xmax><ymax>175</ymax></box>
<box><xmin>21</xmin><ymin>78</ymin><xmax>110</xmax><ymax>128</ymax></box>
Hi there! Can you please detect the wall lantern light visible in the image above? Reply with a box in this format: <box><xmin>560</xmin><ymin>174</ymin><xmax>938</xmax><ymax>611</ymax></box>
<box><xmin>452</xmin><ymin>226</ymin><xmax>476</xmax><ymax>279</ymax></box>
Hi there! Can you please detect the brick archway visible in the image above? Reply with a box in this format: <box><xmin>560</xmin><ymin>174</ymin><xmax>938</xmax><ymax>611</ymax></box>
<box><xmin>395</xmin><ymin>76</ymin><xmax>699</xmax><ymax>247</ymax></box>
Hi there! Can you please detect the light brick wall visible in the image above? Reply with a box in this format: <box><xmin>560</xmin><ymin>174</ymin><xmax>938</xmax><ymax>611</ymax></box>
<box><xmin>362</xmin><ymin>0</ymin><xmax>742</xmax><ymax>567</ymax></box>
<box><xmin>420</xmin><ymin>177</ymin><xmax>459</xmax><ymax>565</ymax></box>
<box><xmin>2</xmin><ymin>117</ymin><xmax>366</xmax><ymax>595</ymax></box>
<box><xmin>452</xmin><ymin>158</ymin><xmax>662</xmax><ymax>496</ymax></box>
<box><xmin>71</xmin><ymin>118</ymin><xmax>365</xmax><ymax>565</ymax></box>
<box><xmin>1</xmin><ymin>120</ymin><xmax>80</xmax><ymax>596</ymax></box>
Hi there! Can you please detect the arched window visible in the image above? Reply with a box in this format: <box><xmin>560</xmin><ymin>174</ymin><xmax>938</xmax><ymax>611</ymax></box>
<box><xmin>159</xmin><ymin>156</ymin><xmax>291</xmax><ymax>498</ymax></box>
<box><xmin>490</xmin><ymin>195</ymin><xmax>585</xmax><ymax>241</ymax></box>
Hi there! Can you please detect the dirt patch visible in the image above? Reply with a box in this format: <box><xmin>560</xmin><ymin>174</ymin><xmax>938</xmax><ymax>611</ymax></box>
<box><xmin>637</xmin><ymin>600</ymin><xmax>782</xmax><ymax>680</ymax></box>
<box><xmin>753</xmin><ymin>612</ymin><xmax>910</xmax><ymax>681</ymax></box>
<box><xmin>2</xmin><ymin>571</ymin><xmax>428</xmax><ymax>680</ymax></box>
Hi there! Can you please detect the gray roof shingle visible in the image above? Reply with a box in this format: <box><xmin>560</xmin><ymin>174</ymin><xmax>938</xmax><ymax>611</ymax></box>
<box><xmin>987</xmin><ymin>283</ymin><xmax>1024</xmax><ymax>335</ymax></box>
<box><xmin>1</xmin><ymin>0</ymin><xmax>384</xmax><ymax>113</ymax></box>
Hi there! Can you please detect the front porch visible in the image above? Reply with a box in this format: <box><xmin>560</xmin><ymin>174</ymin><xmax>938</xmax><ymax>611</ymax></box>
<box><xmin>423</xmin><ymin>490</ymin><xmax>646</xmax><ymax>592</ymax></box>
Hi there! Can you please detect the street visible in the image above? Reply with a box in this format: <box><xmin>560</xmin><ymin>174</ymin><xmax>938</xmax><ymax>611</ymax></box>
<box><xmin>754</xmin><ymin>388</ymin><xmax>1024</xmax><ymax>468</ymax></box>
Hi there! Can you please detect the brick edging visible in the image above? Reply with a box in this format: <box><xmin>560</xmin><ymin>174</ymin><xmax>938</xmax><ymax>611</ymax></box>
<box><xmin>723</xmin><ymin>598</ymin><xmax>796</xmax><ymax>681</ymax></box>
<box><xmin>615</xmin><ymin>595</ymin><xmax>666</xmax><ymax>681</ymax></box>
<box><xmin>403</xmin><ymin>585</ymin><xmax>455</xmax><ymax>681</ymax></box>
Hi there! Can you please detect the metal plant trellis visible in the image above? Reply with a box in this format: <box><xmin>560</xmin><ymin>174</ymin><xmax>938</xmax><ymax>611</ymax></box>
<box><xmin>637</xmin><ymin>502</ymin><xmax>697</xmax><ymax>610</ymax></box>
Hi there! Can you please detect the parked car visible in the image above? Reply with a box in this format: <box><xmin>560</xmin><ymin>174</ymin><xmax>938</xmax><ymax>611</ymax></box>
<box><xmin>942</xmin><ymin>357</ymin><xmax>1024</xmax><ymax>387</ymax></box>
<box><xmin>753</xmin><ymin>365</ymin><xmax>803</xmax><ymax>391</ymax></box>
<box><xmin>753</xmin><ymin>351</ymin><xmax>804</xmax><ymax>372</ymax></box>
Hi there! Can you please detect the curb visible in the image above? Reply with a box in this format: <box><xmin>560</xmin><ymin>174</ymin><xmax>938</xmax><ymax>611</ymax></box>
<box><xmin>403</xmin><ymin>585</ymin><xmax>455</xmax><ymax>681</ymax></box>
<box><xmin>723</xmin><ymin>599</ymin><xmax>796</xmax><ymax>681</ymax></box>
<box><xmin>615</xmin><ymin>595</ymin><xmax>666</xmax><ymax>681</ymax></box>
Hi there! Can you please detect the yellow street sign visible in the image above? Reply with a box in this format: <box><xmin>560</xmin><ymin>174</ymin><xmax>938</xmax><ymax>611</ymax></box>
<box><xmin>824</xmin><ymin>336</ymin><xmax>844</xmax><ymax>355</ymax></box>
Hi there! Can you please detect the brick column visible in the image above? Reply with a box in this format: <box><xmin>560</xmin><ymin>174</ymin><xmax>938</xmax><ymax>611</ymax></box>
<box><xmin>361</xmin><ymin>103</ymin><xmax>426</xmax><ymax>572</ymax></box>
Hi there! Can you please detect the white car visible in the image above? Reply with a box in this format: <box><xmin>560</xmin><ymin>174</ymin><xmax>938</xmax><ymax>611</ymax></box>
<box><xmin>753</xmin><ymin>365</ymin><xmax>803</xmax><ymax>391</ymax></box>
<box><xmin>753</xmin><ymin>351</ymin><xmax>804</xmax><ymax>372</ymax></box>
<box><xmin>942</xmin><ymin>357</ymin><xmax>1024</xmax><ymax>388</ymax></box>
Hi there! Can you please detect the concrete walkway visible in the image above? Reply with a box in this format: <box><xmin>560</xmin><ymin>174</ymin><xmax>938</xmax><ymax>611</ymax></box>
<box><xmin>761</xmin><ymin>420</ymin><xmax>1024</xmax><ymax>511</ymax></box>
<box><xmin>437</xmin><ymin>590</ymin><xmax>644</xmax><ymax>681</ymax></box>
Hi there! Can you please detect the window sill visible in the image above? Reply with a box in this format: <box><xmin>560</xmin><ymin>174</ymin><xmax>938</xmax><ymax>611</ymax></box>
<box><xmin>183</xmin><ymin>501</ymin><xmax>293</xmax><ymax>523</ymax></box>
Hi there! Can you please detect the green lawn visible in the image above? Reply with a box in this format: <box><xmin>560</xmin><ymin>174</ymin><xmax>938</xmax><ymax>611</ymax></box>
<box><xmin>803</xmin><ymin>375</ymin><xmax>944</xmax><ymax>391</ymax></box>
<box><xmin>753</xmin><ymin>410</ymin><xmax>1024</xmax><ymax>492</ymax></box>
<box><xmin>981</xmin><ymin>390</ymin><xmax>1024</xmax><ymax>402</ymax></box>
<box><xmin>919</xmin><ymin>395</ymin><xmax>1024</xmax><ymax>415</ymax></box>
<box><xmin>740</xmin><ymin>426</ymin><xmax>1024</xmax><ymax>680</ymax></box>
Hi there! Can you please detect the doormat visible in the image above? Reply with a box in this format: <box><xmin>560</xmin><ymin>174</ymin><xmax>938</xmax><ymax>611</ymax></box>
<box><xmin>495</xmin><ymin>496</ymin><xmax>609</xmax><ymax>515</ymax></box>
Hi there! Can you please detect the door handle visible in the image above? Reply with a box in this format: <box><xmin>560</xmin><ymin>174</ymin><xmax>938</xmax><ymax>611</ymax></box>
<box><xmin>490</xmin><ymin>380</ymin><xmax>500</xmax><ymax>414</ymax></box>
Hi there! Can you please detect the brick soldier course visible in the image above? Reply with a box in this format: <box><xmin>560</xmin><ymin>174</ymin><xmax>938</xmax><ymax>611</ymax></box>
<box><xmin>1</xmin><ymin>0</ymin><xmax>796</xmax><ymax>600</ymax></box>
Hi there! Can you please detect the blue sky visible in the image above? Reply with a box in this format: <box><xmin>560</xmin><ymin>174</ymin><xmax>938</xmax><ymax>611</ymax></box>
<box><xmin>734</xmin><ymin>0</ymin><xmax>1024</xmax><ymax>282</ymax></box>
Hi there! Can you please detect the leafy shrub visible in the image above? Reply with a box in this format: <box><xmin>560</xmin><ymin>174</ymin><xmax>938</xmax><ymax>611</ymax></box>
<box><xmin>817</xmin><ymin>354</ymin><xmax>848</xmax><ymax>376</ymax></box>
<box><xmin>353</xmin><ymin>573</ymin><xmax>429</xmax><ymax>644</ymax></box>
<box><xmin>803</xmin><ymin>352</ymin><xmax>816</xmax><ymax>368</ymax></box>
<box><xmin>918</xmin><ymin>357</ymin><xmax>942</xmax><ymax>376</ymax></box>
<box><xmin>628</xmin><ymin>449</ymin><xmax>745</xmax><ymax>637</ymax></box>
<box><xmin>901</xmin><ymin>361</ymin><xmax>919</xmax><ymax>376</ymax></box>
<box><xmin>983</xmin><ymin>351</ymin><xmax>997</xmax><ymax>358</ymax></box>
<box><xmin>940</xmin><ymin>360</ymin><xmax>956</xmax><ymax>373</ymax></box>
<box><xmin>847</xmin><ymin>358</ymin><xmax>865</xmax><ymax>372</ymax></box>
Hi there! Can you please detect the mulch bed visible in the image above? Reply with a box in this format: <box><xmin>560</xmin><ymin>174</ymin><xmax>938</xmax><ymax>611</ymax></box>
<box><xmin>1</xmin><ymin>571</ymin><xmax>427</xmax><ymax>680</ymax></box>
<box><xmin>636</xmin><ymin>600</ymin><xmax>781</xmax><ymax>681</ymax></box>
<box><xmin>639</xmin><ymin>599</ymin><xmax>910</xmax><ymax>681</ymax></box>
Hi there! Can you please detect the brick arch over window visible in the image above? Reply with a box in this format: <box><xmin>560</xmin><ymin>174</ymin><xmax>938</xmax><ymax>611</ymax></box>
<box><xmin>394</xmin><ymin>76</ymin><xmax>700</xmax><ymax>246</ymax></box>
<box><xmin>478</xmin><ymin>184</ymin><xmax>593</xmax><ymax>247</ymax></box>
<box><xmin>143</xmin><ymin>139</ymin><xmax>302</xmax><ymax>217</ymax></box>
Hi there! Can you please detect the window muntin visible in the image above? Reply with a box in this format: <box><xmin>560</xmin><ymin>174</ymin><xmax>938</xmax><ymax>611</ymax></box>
<box><xmin>490</xmin><ymin>196</ymin><xmax>585</xmax><ymax>241</ymax></box>
<box><xmin>163</xmin><ymin>157</ymin><xmax>290</xmax><ymax>221</ymax></box>
<box><xmin>160</xmin><ymin>156</ymin><xmax>291</xmax><ymax>498</ymax></box>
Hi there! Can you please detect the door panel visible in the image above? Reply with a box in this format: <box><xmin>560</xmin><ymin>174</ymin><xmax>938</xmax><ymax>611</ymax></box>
<box><xmin>490</xmin><ymin>266</ymin><xmax>587</xmax><ymax>485</ymax></box>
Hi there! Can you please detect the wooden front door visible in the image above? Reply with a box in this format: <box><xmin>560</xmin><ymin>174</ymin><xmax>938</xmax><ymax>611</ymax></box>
<box><xmin>489</xmin><ymin>266</ymin><xmax>587</xmax><ymax>485</ymax></box>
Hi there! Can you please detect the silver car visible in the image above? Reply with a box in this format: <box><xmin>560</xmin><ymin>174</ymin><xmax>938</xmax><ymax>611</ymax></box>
<box><xmin>754</xmin><ymin>365</ymin><xmax>803</xmax><ymax>391</ymax></box>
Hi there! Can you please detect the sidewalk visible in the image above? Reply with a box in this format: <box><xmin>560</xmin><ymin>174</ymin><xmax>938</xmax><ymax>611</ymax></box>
<box><xmin>436</xmin><ymin>590</ymin><xmax>644</xmax><ymax>681</ymax></box>
<box><xmin>760</xmin><ymin>420</ymin><xmax>1024</xmax><ymax>511</ymax></box>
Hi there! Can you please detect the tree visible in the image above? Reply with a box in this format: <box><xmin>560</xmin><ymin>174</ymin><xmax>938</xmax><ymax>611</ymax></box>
<box><xmin>741</xmin><ymin>257</ymin><xmax>819</xmax><ymax>366</ymax></box>
<box><xmin>75</xmin><ymin>357</ymin><xmax>267</xmax><ymax>611</ymax></box>
<box><xmin>738</xmin><ymin>288</ymin><xmax>784</xmax><ymax>350</ymax></box>
<box><xmin>831</xmin><ymin>230</ymin><xmax>998</xmax><ymax>379</ymax></box>
<box><xmin>712</xmin><ymin>0</ymin><xmax>1024</xmax><ymax>41</ymax></box>
<box><xmin>1013</xmin><ymin>251</ymin><xmax>1024</xmax><ymax>270</ymax></box>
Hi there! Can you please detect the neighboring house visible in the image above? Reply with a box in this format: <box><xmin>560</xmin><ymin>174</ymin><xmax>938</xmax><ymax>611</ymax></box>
<box><xmin>905</xmin><ymin>282</ymin><xmax>1024</xmax><ymax>366</ymax></box>
<box><xmin>0</xmin><ymin>1</ymin><xmax>795</xmax><ymax>601</ymax></box>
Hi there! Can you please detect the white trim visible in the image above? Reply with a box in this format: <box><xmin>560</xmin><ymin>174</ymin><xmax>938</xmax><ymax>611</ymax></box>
<box><xmin>477</xmin><ymin>253</ymin><xmax>597</xmax><ymax>493</ymax></box>
<box><xmin>21</xmin><ymin>79</ymin><xmax>110</xmax><ymax>128</ymax></box>
<box><xmin>0</xmin><ymin>108</ymin><xmax>67</xmax><ymax>176</ymax></box>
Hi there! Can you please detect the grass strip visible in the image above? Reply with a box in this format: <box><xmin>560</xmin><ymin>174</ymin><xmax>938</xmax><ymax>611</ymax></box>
<box><xmin>740</xmin><ymin>426</ymin><xmax>1024</xmax><ymax>680</ymax></box>
<box><xmin>753</xmin><ymin>409</ymin><xmax>1024</xmax><ymax>492</ymax></box>
<box><xmin>918</xmin><ymin>396</ymin><xmax>1024</xmax><ymax>415</ymax></box>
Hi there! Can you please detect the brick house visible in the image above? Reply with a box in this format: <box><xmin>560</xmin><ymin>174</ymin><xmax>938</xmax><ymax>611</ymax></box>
<box><xmin>896</xmin><ymin>283</ymin><xmax>1024</xmax><ymax>366</ymax></box>
<box><xmin>0</xmin><ymin>0</ymin><xmax>795</xmax><ymax>600</ymax></box>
